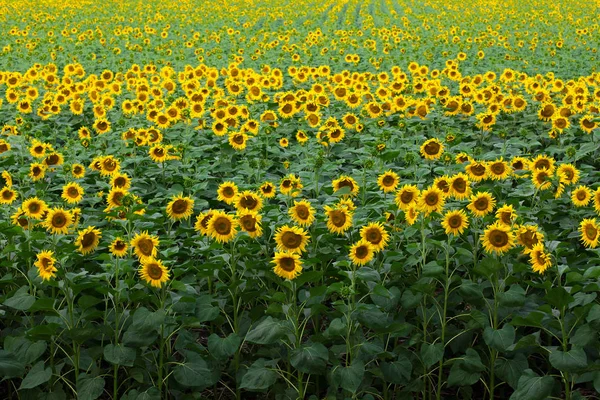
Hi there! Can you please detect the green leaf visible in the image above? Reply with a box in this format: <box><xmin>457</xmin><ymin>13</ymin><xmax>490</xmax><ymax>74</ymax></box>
<box><xmin>544</xmin><ymin>287</ymin><xmax>574</xmax><ymax>309</ymax></box>
<box><xmin>195</xmin><ymin>295</ymin><xmax>220</xmax><ymax>322</ymax></box>
<box><xmin>20</xmin><ymin>361</ymin><xmax>52</xmax><ymax>389</ymax></box>
<box><xmin>131</xmin><ymin>307</ymin><xmax>165</xmax><ymax>332</ymax></box>
<box><xmin>4</xmin><ymin>337</ymin><xmax>47</xmax><ymax>364</ymax></box>
<box><xmin>499</xmin><ymin>285</ymin><xmax>526</xmax><ymax>307</ymax></box>
<box><xmin>4</xmin><ymin>290</ymin><xmax>35</xmax><ymax>311</ymax></box>
<box><xmin>77</xmin><ymin>374</ymin><xmax>105</xmax><ymax>400</ymax></box>
<box><xmin>447</xmin><ymin>349</ymin><xmax>485</xmax><ymax>387</ymax></box>
<box><xmin>290</xmin><ymin>343</ymin><xmax>328</xmax><ymax>374</ymax></box>
<box><xmin>103</xmin><ymin>344</ymin><xmax>136</xmax><ymax>367</ymax></box>
<box><xmin>0</xmin><ymin>350</ymin><xmax>25</xmax><ymax>378</ymax></box>
<box><xmin>332</xmin><ymin>360</ymin><xmax>364</xmax><ymax>393</ymax></box>
<box><xmin>245</xmin><ymin>317</ymin><xmax>288</xmax><ymax>345</ymax></box>
<box><xmin>240</xmin><ymin>360</ymin><xmax>278</xmax><ymax>391</ymax></box>
<box><xmin>173</xmin><ymin>355</ymin><xmax>214</xmax><ymax>388</ymax></box>
<box><xmin>208</xmin><ymin>333</ymin><xmax>241</xmax><ymax>360</ymax></box>
<box><xmin>549</xmin><ymin>348</ymin><xmax>587</xmax><ymax>372</ymax></box>
<box><xmin>496</xmin><ymin>354</ymin><xmax>528</xmax><ymax>389</ymax></box>
<box><xmin>510</xmin><ymin>369</ymin><xmax>554</xmax><ymax>400</ymax></box>
<box><xmin>483</xmin><ymin>324</ymin><xmax>516</xmax><ymax>351</ymax></box>
<box><xmin>421</xmin><ymin>343</ymin><xmax>444</xmax><ymax>368</ymax></box>
<box><xmin>381</xmin><ymin>357</ymin><xmax>412</xmax><ymax>384</ymax></box>
<box><xmin>570</xmin><ymin>324</ymin><xmax>596</xmax><ymax>347</ymax></box>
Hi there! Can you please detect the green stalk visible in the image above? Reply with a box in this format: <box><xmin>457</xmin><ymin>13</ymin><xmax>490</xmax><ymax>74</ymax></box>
<box><xmin>436</xmin><ymin>236</ymin><xmax>452</xmax><ymax>400</ymax></box>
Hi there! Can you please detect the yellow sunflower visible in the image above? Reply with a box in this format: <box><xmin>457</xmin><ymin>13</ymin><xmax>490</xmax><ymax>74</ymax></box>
<box><xmin>465</xmin><ymin>160</ymin><xmax>488</xmax><ymax>182</ymax></box>
<box><xmin>481</xmin><ymin>222</ymin><xmax>515</xmax><ymax>255</ymax></box>
<box><xmin>42</xmin><ymin>208</ymin><xmax>73</xmax><ymax>235</ymax></box>
<box><xmin>194</xmin><ymin>210</ymin><xmax>215</xmax><ymax>236</ymax></box>
<box><xmin>571</xmin><ymin>186</ymin><xmax>592</xmax><ymax>207</ymax></box>
<box><xmin>360</xmin><ymin>222</ymin><xmax>389</xmax><ymax>252</ymax></box>
<box><xmin>237</xmin><ymin>210</ymin><xmax>263</xmax><ymax>238</ymax></box>
<box><xmin>377</xmin><ymin>170</ymin><xmax>400</xmax><ymax>193</ymax></box>
<box><xmin>580</xmin><ymin>218</ymin><xmax>600</xmax><ymax>248</ymax></box>
<box><xmin>0</xmin><ymin>187</ymin><xmax>17</xmax><ymax>205</ymax></box>
<box><xmin>106</xmin><ymin>187</ymin><xmax>128</xmax><ymax>210</ymax></box>
<box><xmin>61</xmin><ymin>182</ymin><xmax>84</xmax><ymax>204</ymax></box>
<box><xmin>72</xmin><ymin>164</ymin><xmax>86</xmax><ymax>179</ymax></box>
<box><xmin>110</xmin><ymin>173</ymin><xmax>131</xmax><ymax>190</ymax></box>
<box><xmin>166</xmin><ymin>194</ymin><xmax>195</xmax><ymax>220</ymax></box>
<box><xmin>109</xmin><ymin>237</ymin><xmax>129</xmax><ymax>258</ymax></box>
<box><xmin>272</xmin><ymin>251</ymin><xmax>303</xmax><ymax>280</ymax></box>
<box><xmin>11</xmin><ymin>210</ymin><xmax>31</xmax><ymax>230</ymax></box>
<box><xmin>34</xmin><ymin>250</ymin><xmax>57</xmax><ymax>281</ymax></box>
<box><xmin>130</xmin><ymin>231</ymin><xmax>160</xmax><ymax>260</ymax></box>
<box><xmin>395</xmin><ymin>184</ymin><xmax>420</xmax><ymax>210</ymax></box>
<box><xmin>529</xmin><ymin>155</ymin><xmax>556</xmax><ymax>174</ymax></box>
<box><xmin>217</xmin><ymin>181</ymin><xmax>239</xmax><ymax>205</ymax></box>
<box><xmin>259</xmin><ymin>181</ymin><xmax>276</xmax><ymax>198</ymax></box>
<box><xmin>234</xmin><ymin>191</ymin><xmax>263</xmax><ymax>213</ymax></box>
<box><xmin>405</xmin><ymin>206</ymin><xmax>419</xmax><ymax>225</ymax></box>
<box><xmin>557</xmin><ymin>164</ymin><xmax>580</xmax><ymax>185</ymax></box>
<box><xmin>417</xmin><ymin>186</ymin><xmax>445</xmax><ymax>215</ymax></box>
<box><xmin>139</xmin><ymin>258</ymin><xmax>170</xmax><ymax>288</ymax></box>
<box><xmin>495</xmin><ymin>204</ymin><xmax>517</xmax><ymax>226</ymax></box>
<box><xmin>529</xmin><ymin>244</ymin><xmax>552</xmax><ymax>274</ymax></box>
<box><xmin>21</xmin><ymin>197</ymin><xmax>48</xmax><ymax>219</ymax></box>
<box><xmin>449</xmin><ymin>173</ymin><xmax>471</xmax><ymax>200</ymax></box>
<box><xmin>332</xmin><ymin>175</ymin><xmax>360</xmax><ymax>197</ymax></box>
<box><xmin>467</xmin><ymin>192</ymin><xmax>496</xmax><ymax>217</ymax></box>
<box><xmin>274</xmin><ymin>225</ymin><xmax>310</xmax><ymax>254</ymax></box>
<box><xmin>149</xmin><ymin>145</ymin><xmax>168</xmax><ymax>163</ymax></box>
<box><xmin>531</xmin><ymin>168</ymin><xmax>553</xmax><ymax>191</ymax></box>
<box><xmin>420</xmin><ymin>138</ymin><xmax>444</xmax><ymax>160</ymax></box>
<box><xmin>75</xmin><ymin>226</ymin><xmax>102</xmax><ymax>255</ymax></box>
<box><xmin>441</xmin><ymin>209</ymin><xmax>469</xmax><ymax>235</ymax></box>
<box><xmin>486</xmin><ymin>158</ymin><xmax>511</xmax><ymax>180</ymax></box>
<box><xmin>324</xmin><ymin>205</ymin><xmax>353</xmax><ymax>234</ymax></box>
<box><xmin>207</xmin><ymin>211</ymin><xmax>238</xmax><ymax>243</ymax></box>
<box><xmin>349</xmin><ymin>240</ymin><xmax>375</xmax><ymax>266</ymax></box>
<box><xmin>289</xmin><ymin>200</ymin><xmax>316</xmax><ymax>227</ymax></box>
<box><xmin>516</xmin><ymin>224</ymin><xmax>544</xmax><ymax>255</ymax></box>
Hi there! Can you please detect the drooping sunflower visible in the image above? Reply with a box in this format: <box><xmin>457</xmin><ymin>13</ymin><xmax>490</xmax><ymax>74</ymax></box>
<box><xmin>21</xmin><ymin>197</ymin><xmax>48</xmax><ymax>219</ymax></box>
<box><xmin>580</xmin><ymin>218</ymin><xmax>600</xmax><ymax>248</ymax></box>
<box><xmin>404</xmin><ymin>206</ymin><xmax>419</xmax><ymax>225</ymax></box>
<box><xmin>274</xmin><ymin>225</ymin><xmax>310</xmax><ymax>254</ymax></box>
<box><xmin>349</xmin><ymin>240</ymin><xmax>375</xmax><ymax>266</ymax></box>
<box><xmin>272</xmin><ymin>251</ymin><xmax>303</xmax><ymax>280</ymax></box>
<box><xmin>109</xmin><ymin>237</ymin><xmax>129</xmax><ymax>258</ymax></box>
<box><xmin>417</xmin><ymin>186</ymin><xmax>445</xmax><ymax>215</ymax></box>
<box><xmin>207</xmin><ymin>211</ymin><xmax>238</xmax><ymax>243</ymax></box>
<box><xmin>139</xmin><ymin>258</ymin><xmax>170</xmax><ymax>288</ymax></box>
<box><xmin>467</xmin><ymin>192</ymin><xmax>496</xmax><ymax>217</ymax></box>
<box><xmin>130</xmin><ymin>231</ymin><xmax>160</xmax><ymax>260</ymax></box>
<box><xmin>529</xmin><ymin>155</ymin><xmax>555</xmax><ymax>174</ymax></box>
<box><xmin>289</xmin><ymin>200</ymin><xmax>316</xmax><ymax>226</ymax></box>
<box><xmin>1</xmin><ymin>170</ymin><xmax>12</xmax><ymax>188</ymax></box>
<box><xmin>571</xmin><ymin>186</ymin><xmax>592</xmax><ymax>207</ymax></box>
<box><xmin>332</xmin><ymin>175</ymin><xmax>360</xmax><ymax>197</ymax></box>
<box><xmin>0</xmin><ymin>187</ymin><xmax>17</xmax><ymax>205</ymax></box>
<box><xmin>486</xmin><ymin>158</ymin><xmax>511</xmax><ymax>180</ymax></box>
<box><xmin>194</xmin><ymin>210</ymin><xmax>215</xmax><ymax>236</ymax></box>
<box><xmin>395</xmin><ymin>184</ymin><xmax>420</xmax><ymax>210</ymax></box>
<box><xmin>449</xmin><ymin>173</ymin><xmax>471</xmax><ymax>200</ymax></box>
<box><xmin>234</xmin><ymin>191</ymin><xmax>263</xmax><ymax>213</ymax></box>
<box><xmin>441</xmin><ymin>209</ymin><xmax>469</xmax><ymax>235</ymax></box>
<box><xmin>217</xmin><ymin>181</ymin><xmax>239</xmax><ymax>205</ymax></box>
<box><xmin>557</xmin><ymin>164</ymin><xmax>580</xmax><ymax>185</ymax></box>
<box><xmin>11</xmin><ymin>210</ymin><xmax>31</xmax><ymax>230</ymax></box>
<box><xmin>75</xmin><ymin>226</ymin><xmax>102</xmax><ymax>255</ymax></box>
<box><xmin>377</xmin><ymin>170</ymin><xmax>400</xmax><ymax>193</ymax></box>
<box><xmin>166</xmin><ymin>194</ymin><xmax>195</xmax><ymax>220</ymax></box>
<box><xmin>360</xmin><ymin>222</ymin><xmax>390</xmax><ymax>252</ymax></box>
<box><xmin>34</xmin><ymin>250</ymin><xmax>57</xmax><ymax>281</ymax></box>
<box><xmin>481</xmin><ymin>222</ymin><xmax>515</xmax><ymax>255</ymax></box>
<box><xmin>61</xmin><ymin>182</ymin><xmax>84</xmax><ymax>204</ymax></box>
<box><xmin>529</xmin><ymin>244</ymin><xmax>552</xmax><ymax>274</ymax></box>
<box><xmin>510</xmin><ymin>157</ymin><xmax>529</xmax><ymax>172</ymax></box>
<box><xmin>465</xmin><ymin>160</ymin><xmax>488</xmax><ymax>182</ymax></box>
<box><xmin>324</xmin><ymin>205</ymin><xmax>353</xmax><ymax>234</ymax></box>
<box><xmin>420</xmin><ymin>138</ymin><xmax>444</xmax><ymax>160</ymax></box>
<box><xmin>259</xmin><ymin>181</ymin><xmax>276</xmax><ymax>198</ymax></box>
<box><xmin>44</xmin><ymin>152</ymin><xmax>64</xmax><ymax>167</ymax></box>
<box><xmin>516</xmin><ymin>224</ymin><xmax>544</xmax><ymax>254</ymax></box>
<box><xmin>237</xmin><ymin>210</ymin><xmax>263</xmax><ymax>238</ymax></box>
<box><xmin>495</xmin><ymin>204</ymin><xmax>517</xmax><ymax>226</ymax></box>
<box><xmin>531</xmin><ymin>168</ymin><xmax>553</xmax><ymax>191</ymax></box>
<box><xmin>42</xmin><ymin>208</ymin><xmax>73</xmax><ymax>235</ymax></box>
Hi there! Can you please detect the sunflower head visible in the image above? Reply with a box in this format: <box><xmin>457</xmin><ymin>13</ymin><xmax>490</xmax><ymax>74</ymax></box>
<box><xmin>166</xmin><ymin>194</ymin><xmax>195</xmax><ymax>221</ymax></box>
<box><xmin>139</xmin><ymin>258</ymin><xmax>170</xmax><ymax>288</ymax></box>
<box><xmin>207</xmin><ymin>211</ymin><xmax>238</xmax><ymax>243</ymax></box>
<box><xmin>34</xmin><ymin>250</ymin><xmax>57</xmax><ymax>281</ymax></box>
<box><xmin>349</xmin><ymin>240</ymin><xmax>375</xmax><ymax>266</ymax></box>
<box><xmin>109</xmin><ymin>237</ymin><xmax>129</xmax><ymax>258</ymax></box>
<box><xmin>377</xmin><ymin>170</ymin><xmax>400</xmax><ymax>193</ymax></box>
<box><xmin>324</xmin><ymin>205</ymin><xmax>353</xmax><ymax>235</ymax></box>
<box><xmin>274</xmin><ymin>225</ymin><xmax>310</xmax><ymax>254</ymax></box>
<box><xmin>76</xmin><ymin>226</ymin><xmax>102</xmax><ymax>255</ymax></box>
<box><xmin>481</xmin><ymin>222</ymin><xmax>515</xmax><ymax>255</ymax></box>
<box><xmin>272</xmin><ymin>251</ymin><xmax>303</xmax><ymax>280</ymax></box>
<box><xmin>420</xmin><ymin>138</ymin><xmax>444</xmax><ymax>160</ymax></box>
<box><xmin>441</xmin><ymin>209</ymin><xmax>469</xmax><ymax>235</ymax></box>
<box><xmin>217</xmin><ymin>181</ymin><xmax>239</xmax><ymax>204</ymax></box>
<box><xmin>360</xmin><ymin>222</ymin><xmax>389</xmax><ymax>252</ymax></box>
<box><xmin>130</xmin><ymin>231</ymin><xmax>160</xmax><ymax>260</ymax></box>
<box><xmin>289</xmin><ymin>200</ymin><xmax>316</xmax><ymax>227</ymax></box>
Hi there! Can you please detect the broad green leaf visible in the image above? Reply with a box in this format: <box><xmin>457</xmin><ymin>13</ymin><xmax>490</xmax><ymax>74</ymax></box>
<box><xmin>420</xmin><ymin>343</ymin><xmax>444</xmax><ymax>368</ymax></box>
<box><xmin>483</xmin><ymin>324</ymin><xmax>516</xmax><ymax>351</ymax></box>
<box><xmin>240</xmin><ymin>360</ymin><xmax>278</xmax><ymax>391</ymax></box>
<box><xmin>245</xmin><ymin>317</ymin><xmax>287</xmax><ymax>344</ymax></box>
<box><xmin>208</xmin><ymin>333</ymin><xmax>241</xmax><ymax>360</ymax></box>
<box><xmin>290</xmin><ymin>343</ymin><xmax>328</xmax><ymax>374</ymax></box>
<box><xmin>173</xmin><ymin>356</ymin><xmax>214</xmax><ymax>388</ymax></box>
<box><xmin>510</xmin><ymin>369</ymin><xmax>554</xmax><ymax>400</ymax></box>
<box><xmin>0</xmin><ymin>350</ymin><xmax>25</xmax><ymax>378</ymax></box>
<box><xmin>332</xmin><ymin>360</ymin><xmax>364</xmax><ymax>393</ymax></box>
<box><xmin>20</xmin><ymin>361</ymin><xmax>52</xmax><ymax>389</ymax></box>
<box><xmin>549</xmin><ymin>348</ymin><xmax>587</xmax><ymax>372</ymax></box>
<box><xmin>103</xmin><ymin>344</ymin><xmax>136</xmax><ymax>367</ymax></box>
<box><xmin>77</xmin><ymin>374</ymin><xmax>105</xmax><ymax>400</ymax></box>
<box><xmin>381</xmin><ymin>357</ymin><xmax>412</xmax><ymax>384</ymax></box>
<box><xmin>496</xmin><ymin>354</ymin><xmax>528</xmax><ymax>389</ymax></box>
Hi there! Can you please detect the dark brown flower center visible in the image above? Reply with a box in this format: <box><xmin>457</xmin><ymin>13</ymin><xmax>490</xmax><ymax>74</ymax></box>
<box><xmin>52</xmin><ymin>213</ymin><xmax>67</xmax><ymax>228</ymax></box>
<box><xmin>172</xmin><ymin>199</ymin><xmax>188</xmax><ymax>214</ymax></box>
<box><xmin>214</xmin><ymin>217</ymin><xmax>231</xmax><ymax>235</ymax></box>
<box><xmin>281</xmin><ymin>231</ymin><xmax>302</xmax><ymax>249</ymax></box>
<box><xmin>279</xmin><ymin>257</ymin><xmax>295</xmax><ymax>272</ymax></box>
<box><xmin>424</xmin><ymin>142</ymin><xmax>440</xmax><ymax>155</ymax></box>
<box><xmin>449</xmin><ymin>215</ymin><xmax>462</xmax><ymax>228</ymax></box>
<box><xmin>331</xmin><ymin>210</ymin><xmax>347</xmax><ymax>227</ymax></box>
<box><xmin>81</xmin><ymin>232</ymin><xmax>96</xmax><ymax>248</ymax></box>
<box><xmin>474</xmin><ymin>198</ymin><xmax>489</xmax><ymax>211</ymax></box>
<box><xmin>490</xmin><ymin>230</ymin><xmax>509</xmax><ymax>247</ymax></box>
<box><xmin>147</xmin><ymin>263</ymin><xmax>163</xmax><ymax>280</ymax></box>
<box><xmin>365</xmin><ymin>228</ymin><xmax>382</xmax><ymax>244</ymax></box>
<box><xmin>355</xmin><ymin>245</ymin><xmax>369</xmax><ymax>259</ymax></box>
<box><xmin>137</xmin><ymin>238</ymin><xmax>154</xmax><ymax>256</ymax></box>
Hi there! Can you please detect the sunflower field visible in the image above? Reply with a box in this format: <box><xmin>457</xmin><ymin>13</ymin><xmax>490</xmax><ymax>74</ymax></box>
<box><xmin>2</xmin><ymin>0</ymin><xmax>600</xmax><ymax>399</ymax></box>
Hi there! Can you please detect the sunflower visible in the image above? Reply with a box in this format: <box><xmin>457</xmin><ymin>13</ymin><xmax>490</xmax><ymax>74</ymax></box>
<box><xmin>529</xmin><ymin>155</ymin><xmax>555</xmax><ymax>174</ymax></box>
<box><xmin>377</xmin><ymin>170</ymin><xmax>400</xmax><ymax>193</ymax></box>
<box><xmin>324</xmin><ymin>205</ymin><xmax>353</xmax><ymax>234</ymax></box>
<box><xmin>280</xmin><ymin>174</ymin><xmax>303</xmax><ymax>196</ymax></box>
<box><xmin>420</xmin><ymin>138</ymin><xmax>444</xmax><ymax>160</ymax></box>
<box><xmin>194</xmin><ymin>210</ymin><xmax>215</xmax><ymax>236</ymax></box>
<box><xmin>99</xmin><ymin>156</ymin><xmax>120</xmax><ymax>176</ymax></box>
<box><xmin>1</xmin><ymin>170</ymin><xmax>12</xmax><ymax>188</ymax></box>
<box><xmin>106</xmin><ymin>187</ymin><xmax>128</xmax><ymax>210</ymax></box>
<box><xmin>336</xmin><ymin>198</ymin><xmax>357</xmax><ymax>211</ymax></box>
<box><xmin>149</xmin><ymin>145</ymin><xmax>168</xmax><ymax>163</ymax></box>
<box><xmin>109</xmin><ymin>237</ymin><xmax>128</xmax><ymax>258</ymax></box>
<box><xmin>75</xmin><ymin>226</ymin><xmax>102</xmax><ymax>255</ymax></box>
<box><xmin>237</xmin><ymin>210</ymin><xmax>263</xmax><ymax>238</ymax></box>
<box><xmin>570</xmin><ymin>185</ymin><xmax>592</xmax><ymax>207</ymax></box>
<box><xmin>0</xmin><ymin>187</ymin><xmax>17</xmax><ymax>205</ymax></box>
<box><xmin>34</xmin><ymin>250</ymin><xmax>58</xmax><ymax>281</ymax></box>
<box><xmin>110</xmin><ymin>173</ymin><xmax>131</xmax><ymax>190</ymax></box>
<box><xmin>11</xmin><ymin>210</ymin><xmax>30</xmax><ymax>230</ymax></box>
<box><xmin>217</xmin><ymin>181</ymin><xmax>238</xmax><ymax>205</ymax></box>
<box><xmin>234</xmin><ymin>191</ymin><xmax>263</xmax><ymax>213</ymax></box>
<box><xmin>289</xmin><ymin>199</ymin><xmax>316</xmax><ymax>226</ymax></box>
<box><xmin>72</xmin><ymin>164</ymin><xmax>86</xmax><ymax>179</ymax></box>
<box><xmin>449</xmin><ymin>173</ymin><xmax>471</xmax><ymax>199</ymax></box>
<box><xmin>61</xmin><ymin>182</ymin><xmax>84</xmax><ymax>204</ymax></box>
<box><xmin>259</xmin><ymin>181</ymin><xmax>276</xmax><ymax>198</ymax></box>
<box><xmin>510</xmin><ymin>157</ymin><xmax>529</xmax><ymax>172</ymax></box>
<box><xmin>441</xmin><ymin>209</ymin><xmax>469</xmax><ymax>235</ymax></box>
<box><xmin>272</xmin><ymin>251</ymin><xmax>303</xmax><ymax>280</ymax></box>
<box><xmin>418</xmin><ymin>186</ymin><xmax>445</xmax><ymax>215</ymax></box>
<box><xmin>349</xmin><ymin>240</ymin><xmax>375</xmax><ymax>266</ymax></box>
<box><xmin>529</xmin><ymin>244</ymin><xmax>552</xmax><ymax>274</ymax></box>
<box><xmin>557</xmin><ymin>164</ymin><xmax>580</xmax><ymax>185</ymax></box>
<box><xmin>139</xmin><ymin>258</ymin><xmax>170</xmax><ymax>288</ymax></box>
<box><xmin>433</xmin><ymin>176</ymin><xmax>452</xmax><ymax>196</ymax></box>
<box><xmin>495</xmin><ymin>204</ymin><xmax>517</xmax><ymax>226</ymax></box>
<box><xmin>487</xmin><ymin>158</ymin><xmax>511</xmax><ymax>180</ymax></box>
<box><xmin>360</xmin><ymin>222</ymin><xmax>389</xmax><ymax>252</ymax></box>
<box><xmin>274</xmin><ymin>225</ymin><xmax>310</xmax><ymax>254</ymax></box>
<box><xmin>207</xmin><ymin>211</ymin><xmax>238</xmax><ymax>243</ymax></box>
<box><xmin>580</xmin><ymin>218</ymin><xmax>600</xmax><ymax>248</ymax></box>
<box><xmin>481</xmin><ymin>222</ymin><xmax>515</xmax><ymax>255</ymax></box>
<box><xmin>130</xmin><ymin>231</ymin><xmax>160</xmax><ymax>260</ymax></box>
<box><xmin>465</xmin><ymin>160</ymin><xmax>488</xmax><ymax>182</ymax></box>
<box><xmin>229</xmin><ymin>132</ymin><xmax>248</xmax><ymax>151</ymax></box>
<box><xmin>531</xmin><ymin>168</ymin><xmax>553</xmax><ymax>191</ymax></box>
<box><xmin>166</xmin><ymin>194</ymin><xmax>195</xmax><ymax>220</ymax></box>
<box><xmin>22</xmin><ymin>197</ymin><xmax>48</xmax><ymax>219</ymax></box>
<box><xmin>42</xmin><ymin>208</ymin><xmax>73</xmax><ymax>235</ymax></box>
<box><xmin>332</xmin><ymin>175</ymin><xmax>360</xmax><ymax>197</ymax></box>
<box><xmin>516</xmin><ymin>225</ymin><xmax>544</xmax><ymax>254</ymax></box>
<box><xmin>467</xmin><ymin>192</ymin><xmax>496</xmax><ymax>217</ymax></box>
<box><xmin>404</xmin><ymin>206</ymin><xmax>419</xmax><ymax>225</ymax></box>
<box><xmin>395</xmin><ymin>184</ymin><xmax>420</xmax><ymax>210</ymax></box>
